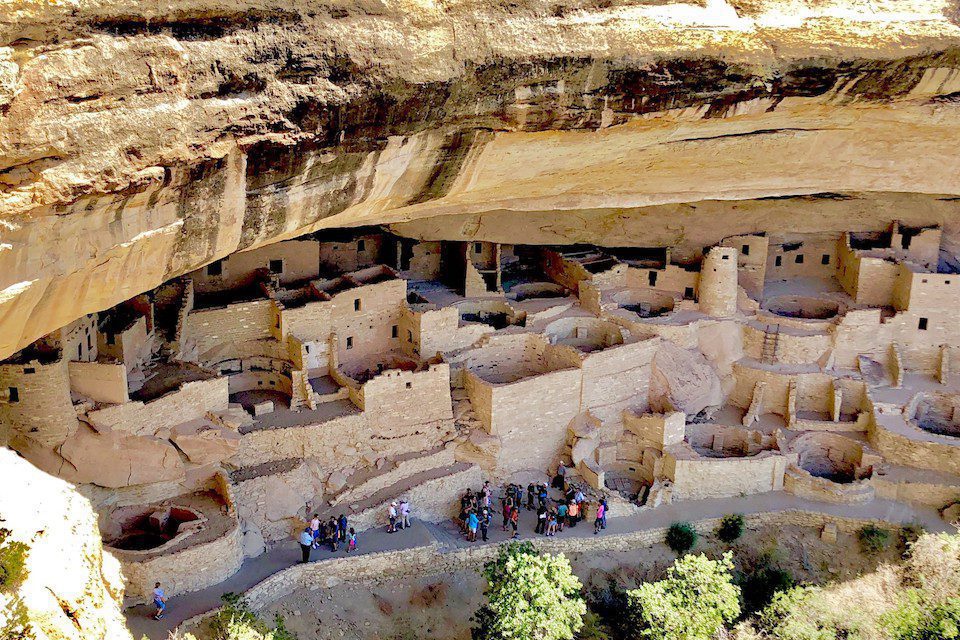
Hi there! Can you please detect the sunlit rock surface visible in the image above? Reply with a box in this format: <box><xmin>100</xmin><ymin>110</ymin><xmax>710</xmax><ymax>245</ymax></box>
<box><xmin>0</xmin><ymin>449</ymin><xmax>133</xmax><ymax>640</ymax></box>
<box><xmin>1</xmin><ymin>0</ymin><xmax>960</xmax><ymax>358</ymax></box>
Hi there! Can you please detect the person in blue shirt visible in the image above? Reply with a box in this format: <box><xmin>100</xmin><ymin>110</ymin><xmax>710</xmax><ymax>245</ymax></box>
<box><xmin>299</xmin><ymin>527</ymin><xmax>314</xmax><ymax>564</ymax></box>
<box><xmin>467</xmin><ymin>511</ymin><xmax>480</xmax><ymax>542</ymax></box>
<box><xmin>152</xmin><ymin>582</ymin><xmax>167</xmax><ymax>620</ymax></box>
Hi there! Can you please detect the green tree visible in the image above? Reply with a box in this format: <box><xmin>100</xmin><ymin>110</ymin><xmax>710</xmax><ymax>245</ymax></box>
<box><xmin>883</xmin><ymin>589</ymin><xmax>960</xmax><ymax>640</ymax></box>
<box><xmin>472</xmin><ymin>542</ymin><xmax>586</xmax><ymax>640</ymax></box>
<box><xmin>625</xmin><ymin>552</ymin><xmax>740</xmax><ymax>640</ymax></box>
<box><xmin>208</xmin><ymin>593</ymin><xmax>296</xmax><ymax>640</ymax></box>
<box><xmin>0</xmin><ymin>528</ymin><xmax>33</xmax><ymax>640</ymax></box>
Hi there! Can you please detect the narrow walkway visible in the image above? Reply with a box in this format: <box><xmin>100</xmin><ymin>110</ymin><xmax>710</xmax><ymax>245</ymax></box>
<box><xmin>126</xmin><ymin>491</ymin><xmax>950</xmax><ymax>639</ymax></box>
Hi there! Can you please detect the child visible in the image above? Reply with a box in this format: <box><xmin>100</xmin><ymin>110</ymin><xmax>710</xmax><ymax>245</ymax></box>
<box><xmin>347</xmin><ymin>527</ymin><xmax>357</xmax><ymax>553</ymax></box>
<box><xmin>152</xmin><ymin>582</ymin><xmax>167</xmax><ymax>620</ymax></box>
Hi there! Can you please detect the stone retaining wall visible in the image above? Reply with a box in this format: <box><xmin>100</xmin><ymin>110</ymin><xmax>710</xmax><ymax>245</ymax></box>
<box><xmin>182</xmin><ymin>508</ymin><xmax>921</xmax><ymax>631</ymax></box>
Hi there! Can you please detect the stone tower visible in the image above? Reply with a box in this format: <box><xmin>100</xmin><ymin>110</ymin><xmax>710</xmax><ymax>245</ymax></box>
<box><xmin>699</xmin><ymin>246</ymin><xmax>738</xmax><ymax>318</ymax></box>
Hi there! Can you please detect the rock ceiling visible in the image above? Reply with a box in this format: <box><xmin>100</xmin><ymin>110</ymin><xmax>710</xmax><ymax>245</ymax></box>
<box><xmin>1</xmin><ymin>0</ymin><xmax>960</xmax><ymax>358</ymax></box>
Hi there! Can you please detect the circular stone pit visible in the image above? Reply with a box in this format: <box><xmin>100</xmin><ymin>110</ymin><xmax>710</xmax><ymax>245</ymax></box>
<box><xmin>763</xmin><ymin>295</ymin><xmax>840</xmax><ymax>320</ymax></box>
<box><xmin>612</xmin><ymin>289</ymin><xmax>675</xmax><ymax>319</ymax></box>
<box><xmin>543</xmin><ymin>317</ymin><xmax>625</xmax><ymax>353</ymax></box>
<box><xmin>788</xmin><ymin>432</ymin><xmax>872</xmax><ymax>484</ymax></box>
<box><xmin>910</xmin><ymin>392</ymin><xmax>960</xmax><ymax>438</ymax></box>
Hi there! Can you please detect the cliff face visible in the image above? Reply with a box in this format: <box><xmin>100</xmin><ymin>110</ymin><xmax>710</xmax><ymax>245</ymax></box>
<box><xmin>1</xmin><ymin>0</ymin><xmax>960</xmax><ymax>358</ymax></box>
<box><xmin>0</xmin><ymin>449</ymin><xmax>132</xmax><ymax>640</ymax></box>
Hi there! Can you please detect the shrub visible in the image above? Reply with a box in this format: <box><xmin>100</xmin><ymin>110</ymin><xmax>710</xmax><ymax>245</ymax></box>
<box><xmin>209</xmin><ymin>593</ymin><xmax>297</xmax><ymax>640</ymax></box>
<box><xmin>576</xmin><ymin>610</ymin><xmax>612</xmax><ymax>640</ymax></box>
<box><xmin>858</xmin><ymin>524</ymin><xmax>891</xmax><ymax>555</ymax></box>
<box><xmin>716</xmin><ymin>514</ymin><xmax>745</xmax><ymax>543</ymax></box>
<box><xmin>882</xmin><ymin>589</ymin><xmax>960</xmax><ymax>640</ymax></box>
<box><xmin>472</xmin><ymin>542</ymin><xmax>585</xmax><ymax>640</ymax></box>
<box><xmin>757</xmin><ymin>586</ymin><xmax>870</xmax><ymax>640</ymax></box>
<box><xmin>738</xmin><ymin>564</ymin><xmax>795</xmax><ymax>613</ymax></box>
<box><xmin>0</xmin><ymin>528</ymin><xmax>33</xmax><ymax>640</ymax></box>
<box><xmin>665</xmin><ymin>522</ymin><xmax>697</xmax><ymax>555</ymax></box>
<box><xmin>905</xmin><ymin>532</ymin><xmax>960</xmax><ymax>596</ymax></box>
<box><xmin>625</xmin><ymin>552</ymin><xmax>741</xmax><ymax>640</ymax></box>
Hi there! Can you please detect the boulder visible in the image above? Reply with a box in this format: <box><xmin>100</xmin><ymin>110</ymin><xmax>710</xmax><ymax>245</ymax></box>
<box><xmin>263</xmin><ymin>476</ymin><xmax>306</xmax><ymax>523</ymax></box>
<box><xmin>58</xmin><ymin>424</ymin><xmax>185</xmax><ymax>488</ymax></box>
<box><xmin>326</xmin><ymin>471</ymin><xmax>348</xmax><ymax>493</ymax></box>
<box><xmin>571</xmin><ymin>436</ymin><xmax>599</xmax><ymax>466</ymax></box>
<box><xmin>170</xmin><ymin>421</ymin><xmax>240</xmax><ymax>465</ymax></box>
<box><xmin>241</xmin><ymin>524</ymin><xmax>266</xmax><ymax>558</ymax></box>
<box><xmin>650</xmin><ymin>342</ymin><xmax>723</xmax><ymax>417</ymax></box>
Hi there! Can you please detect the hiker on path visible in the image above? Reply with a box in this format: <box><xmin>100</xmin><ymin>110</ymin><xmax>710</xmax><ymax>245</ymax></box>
<box><xmin>400</xmin><ymin>500</ymin><xmax>411</xmax><ymax>530</ymax></box>
<box><xmin>535</xmin><ymin>504</ymin><xmax>547</xmax><ymax>535</ymax></box>
<box><xmin>557</xmin><ymin>501</ymin><xmax>568</xmax><ymax>531</ymax></box>
<box><xmin>299</xmin><ymin>527</ymin><xmax>314</xmax><ymax>563</ymax></box>
<box><xmin>388</xmin><ymin>502</ymin><xmax>398</xmax><ymax>533</ymax></box>
<box><xmin>328</xmin><ymin>516</ymin><xmax>340</xmax><ymax>551</ymax></box>
<box><xmin>526</xmin><ymin>483</ymin><xmax>536</xmax><ymax>510</ymax></box>
<box><xmin>467</xmin><ymin>510</ymin><xmax>480</xmax><ymax>542</ymax></box>
<box><xmin>338</xmin><ymin>513</ymin><xmax>348</xmax><ymax>541</ymax></box>
<box><xmin>600</xmin><ymin>498</ymin><xmax>608</xmax><ymax>530</ymax></box>
<box><xmin>501</xmin><ymin>493</ymin><xmax>512</xmax><ymax>530</ymax></box>
<box><xmin>595</xmin><ymin>501</ymin><xmax>606</xmax><ymax>535</ymax></box>
<box><xmin>479</xmin><ymin>506</ymin><xmax>490</xmax><ymax>542</ymax></box>
<box><xmin>509</xmin><ymin>505</ymin><xmax>520</xmax><ymax>538</ymax></box>
<box><xmin>347</xmin><ymin>527</ymin><xmax>357</xmax><ymax>553</ymax></box>
<box><xmin>152</xmin><ymin>582</ymin><xmax>167</xmax><ymax>620</ymax></box>
<box><xmin>553</xmin><ymin>462</ymin><xmax>566</xmax><ymax>490</ymax></box>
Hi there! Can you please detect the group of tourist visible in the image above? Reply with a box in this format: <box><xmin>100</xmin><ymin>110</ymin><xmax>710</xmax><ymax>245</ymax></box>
<box><xmin>299</xmin><ymin>513</ymin><xmax>357</xmax><ymax>563</ymax></box>
<box><xmin>456</xmin><ymin>471</ymin><xmax>609</xmax><ymax>542</ymax></box>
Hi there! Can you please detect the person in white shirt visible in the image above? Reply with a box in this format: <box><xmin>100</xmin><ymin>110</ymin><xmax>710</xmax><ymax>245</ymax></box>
<box><xmin>299</xmin><ymin>527</ymin><xmax>314</xmax><ymax>564</ymax></box>
<box><xmin>399</xmin><ymin>500</ymin><xmax>411</xmax><ymax>530</ymax></box>
<box><xmin>388</xmin><ymin>502</ymin><xmax>398</xmax><ymax>533</ymax></box>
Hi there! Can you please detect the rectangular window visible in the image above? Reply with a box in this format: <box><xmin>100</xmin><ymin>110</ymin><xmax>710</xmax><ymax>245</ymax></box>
<box><xmin>305</xmin><ymin>345</ymin><xmax>310</xmax><ymax>354</ymax></box>
<box><xmin>207</xmin><ymin>260</ymin><xmax>223</xmax><ymax>277</ymax></box>
<box><xmin>23</xmin><ymin>367</ymin><xmax>34</xmax><ymax>374</ymax></box>
<box><xmin>684</xmin><ymin>287</ymin><xmax>694</xmax><ymax>300</ymax></box>
<box><xmin>78</xmin><ymin>344</ymin><xmax>82</xmax><ymax>360</ymax></box>
<box><xmin>106</xmin><ymin>333</ymin><xmax>116</xmax><ymax>346</ymax></box>
<box><xmin>357</xmin><ymin>239</ymin><xmax>366</xmax><ymax>252</ymax></box>
<box><xmin>721</xmin><ymin>255</ymin><xmax>730</xmax><ymax>260</ymax></box>
<box><xmin>87</xmin><ymin>335</ymin><xmax>92</xmax><ymax>350</ymax></box>
<box><xmin>346</xmin><ymin>337</ymin><xmax>354</xmax><ymax>349</ymax></box>
<box><xmin>407</xmin><ymin>330</ymin><xmax>413</xmax><ymax>342</ymax></box>
<box><xmin>474</xmin><ymin>242</ymin><xmax>482</xmax><ymax>254</ymax></box>
<box><xmin>741</xmin><ymin>244</ymin><xmax>750</xmax><ymax>256</ymax></box>
<box><xmin>391</xmin><ymin>325</ymin><xmax>398</xmax><ymax>338</ymax></box>
<box><xmin>821</xmin><ymin>254</ymin><xmax>830</xmax><ymax>265</ymax></box>
<box><xmin>8</xmin><ymin>387</ymin><xmax>18</xmax><ymax>403</ymax></box>
<box><xmin>775</xmin><ymin>256</ymin><xmax>782</xmax><ymax>267</ymax></box>
<box><xmin>405</xmin><ymin>382</ymin><xmax>412</xmax><ymax>389</ymax></box>
<box><xmin>354</xmin><ymin>298</ymin><xmax>362</xmax><ymax>311</ymax></box>
<box><xmin>795</xmin><ymin>254</ymin><xmax>804</xmax><ymax>264</ymax></box>
<box><xmin>648</xmin><ymin>271</ymin><xmax>658</xmax><ymax>286</ymax></box>
<box><xmin>919</xmin><ymin>318</ymin><xmax>929</xmax><ymax>331</ymax></box>
<box><xmin>269</xmin><ymin>259</ymin><xmax>283</xmax><ymax>274</ymax></box>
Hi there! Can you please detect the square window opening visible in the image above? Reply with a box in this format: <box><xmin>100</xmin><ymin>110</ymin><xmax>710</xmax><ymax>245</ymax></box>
<box><xmin>775</xmin><ymin>256</ymin><xmax>782</xmax><ymax>267</ymax></box>
<box><xmin>919</xmin><ymin>318</ymin><xmax>929</xmax><ymax>331</ymax></box>
<box><xmin>474</xmin><ymin>242</ymin><xmax>483</xmax><ymax>254</ymax></box>
<box><xmin>684</xmin><ymin>287</ymin><xmax>694</xmax><ymax>300</ymax></box>
<box><xmin>354</xmin><ymin>298</ymin><xmax>362</xmax><ymax>311</ymax></box>
<box><xmin>391</xmin><ymin>325</ymin><xmax>398</xmax><ymax>338</ymax></box>
<box><xmin>269</xmin><ymin>259</ymin><xmax>284</xmax><ymax>274</ymax></box>
<box><xmin>795</xmin><ymin>254</ymin><xmax>804</xmax><ymax>264</ymax></box>
<box><xmin>357</xmin><ymin>239</ymin><xmax>366</xmax><ymax>252</ymax></box>
<box><xmin>648</xmin><ymin>271</ymin><xmax>658</xmax><ymax>286</ymax></box>
<box><xmin>405</xmin><ymin>382</ymin><xmax>412</xmax><ymax>389</ymax></box>
<box><xmin>8</xmin><ymin>387</ymin><xmax>18</xmax><ymax>403</ymax></box>
<box><xmin>741</xmin><ymin>244</ymin><xmax>750</xmax><ymax>256</ymax></box>
<box><xmin>207</xmin><ymin>260</ymin><xmax>223</xmax><ymax>277</ymax></box>
<box><xmin>346</xmin><ymin>337</ymin><xmax>354</xmax><ymax>349</ymax></box>
<box><xmin>821</xmin><ymin>254</ymin><xmax>830</xmax><ymax>265</ymax></box>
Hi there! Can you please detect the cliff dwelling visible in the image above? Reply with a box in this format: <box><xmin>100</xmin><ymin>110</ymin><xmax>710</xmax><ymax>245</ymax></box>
<box><xmin>3</xmin><ymin>2</ymin><xmax>960</xmax><ymax>639</ymax></box>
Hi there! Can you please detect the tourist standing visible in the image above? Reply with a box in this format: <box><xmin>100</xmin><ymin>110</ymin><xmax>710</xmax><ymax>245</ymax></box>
<box><xmin>152</xmin><ymin>582</ymin><xmax>167</xmax><ymax>620</ymax></box>
<box><xmin>479</xmin><ymin>506</ymin><xmax>490</xmax><ymax>541</ymax></box>
<box><xmin>400</xmin><ymin>500</ymin><xmax>411</xmax><ymax>530</ymax></box>
<box><xmin>526</xmin><ymin>483</ymin><xmax>536</xmax><ymax>511</ymax></box>
<box><xmin>535</xmin><ymin>504</ymin><xmax>547</xmax><ymax>535</ymax></box>
<box><xmin>557</xmin><ymin>501</ymin><xmax>568</xmax><ymax>531</ymax></box>
<box><xmin>338</xmin><ymin>513</ymin><xmax>348</xmax><ymax>541</ymax></box>
<box><xmin>509</xmin><ymin>505</ymin><xmax>520</xmax><ymax>538</ymax></box>
<box><xmin>501</xmin><ymin>493</ymin><xmax>512</xmax><ymax>531</ymax></box>
<box><xmin>347</xmin><ymin>527</ymin><xmax>357</xmax><ymax>553</ymax></box>
<box><xmin>568</xmin><ymin>499</ymin><xmax>578</xmax><ymax>527</ymax></box>
<box><xmin>299</xmin><ymin>527</ymin><xmax>313</xmax><ymax>563</ymax></box>
<box><xmin>388</xmin><ymin>502</ymin><xmax>398</xmax><ymax>533</ymax></box>
<box><xmin>600</xmin><ymin>498</ymin><xmax>608</xmax><ymax>530</ymax></box>
<box><xmin>467</xmin><ymin>510</ymin><xmax>479</xmax><ymax>542</ymax></box>
<box><xmin>328</xmin><ymin>516</ymin><xmax>340</xmax><ymax>551</ymax></box>
<box><xmin>594</xmin><ymin>501</ymin><xmax>605</xmax><ymax>535</ymax></box>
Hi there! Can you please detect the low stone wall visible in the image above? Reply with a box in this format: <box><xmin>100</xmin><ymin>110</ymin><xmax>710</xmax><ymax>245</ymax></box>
<box><xmin>232</xmin><ymin>413</ymin><xmax>366</xmax><ymax>467</ymax></box>
<box><xmin>783</xmin><ymin>466</ymin><xmax>875</xmax><ymax>504</ymax></box>
<box><xmin>873</xmin><ymin>475</ymin><xmax>960</xmax><ymax>510</ymax></box>
<box><xmin>870</xmin><ymin>418</ymin><xmax>960</xmax><ymax>476</ymax></box>
<box><xmin>182</xmin><ymin>507</ymin><xmax>921</xmax><ymax>629</ymax></box>
<box><xmin>663</xmin><ymin>450</ymin><xmax>795</xmax><ymax>501</ymax></box>
<box><xmin>114</xmin><ymin>518</ymin><xmax>244</xmax><ymax>605</ymax></box>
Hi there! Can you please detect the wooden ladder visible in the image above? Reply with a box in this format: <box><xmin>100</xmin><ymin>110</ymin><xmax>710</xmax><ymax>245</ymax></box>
<box><xmin>761</xmin><ymin>325</ymin><xmax>780</xmax><ymax>364</ymax></box>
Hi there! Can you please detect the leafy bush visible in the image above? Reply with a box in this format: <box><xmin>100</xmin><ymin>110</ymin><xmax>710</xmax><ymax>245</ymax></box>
<box><xmin>899</xmin><ymin>522</ymin><xmax>926</xmax><ymax>552</ymax></box>
<box><xmin>665</xmin><ymin>522</ymin><xmax>697</xmax><ymax>555</ymax></box>
<box><xmin>737</xmin><ymin>564</ymin><xmax>795</xmax><ymax>613</ymax></box>
<box><xmin>882</xmin><ymin>589</ymin><xmax>960</xmax><ymax>640</ymax></box>
<box><xmin>0</xmin><ymin>528</ymin><xmax>33</xmax><ymax>640</ymax></box>
<box><xmin>625</xmin><ymin>552</ymin><xmax>741</xmax><ymax>640</ymax></box>
<box><xmin>858</xmin><ymin>525</ymin><xmax>891</xmax><ymax>555</ymax></box>
<box><xmin>472</xmin><ymin>542</ymin><xmax>585</xmax><ymax>640</ymax></box>
<box><xmin>757</xmin><ymin>586</ymin><xmax>871</xmax><ymax>640</ymax></box>
<box><xmin>716</xmin><ymin>514</ymin><xmax>745</xmax><ymax>543</ymax></box>
<box><xmin>576</xmin><ymin>610</ymin><xmax>612</xmax><ymax>640</ymax></box>
<box><xmin>209</xmin><ymin>593</ymin><xmax>297</xmax><ymax>640</ymax></box>
<box><xmin>905</xmin><ymin>533</ymin><xmax>960</xmax><ymax>596</ymax></box>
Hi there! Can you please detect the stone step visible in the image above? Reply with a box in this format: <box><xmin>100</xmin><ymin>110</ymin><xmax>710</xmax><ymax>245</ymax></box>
<box><xmin>328</xmin><ymin>445</ymin><xmax>457</xmax><ymax>508</ymax></box>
